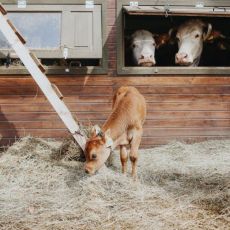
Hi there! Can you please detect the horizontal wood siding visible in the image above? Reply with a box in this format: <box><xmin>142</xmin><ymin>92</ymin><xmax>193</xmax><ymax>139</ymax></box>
<box><xmin>0</xmin><ymin>76</ymin><xmax>229</xmax><ymax>148</ymax></box>
<box><xmin>0</xmin><ymin>1</ymin><xmax>229</xmax><ymax>148</ymax></box>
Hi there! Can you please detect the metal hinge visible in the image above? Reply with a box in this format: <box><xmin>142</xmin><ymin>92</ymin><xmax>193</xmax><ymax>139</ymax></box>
<box><xmin>195</xmin><ymin>1</ymin><xmax>204</xmax><ymax>8</ymax></box>
<box><xmin>129</xmin><ymin>1</ymin><xmax>138</xmax><ymax>7</ymax></box>
<box><xmin>164</xmin><ymin>4</ymin><xmax>170</xmax><ymax>18</ymax></box>
<box><xmin>85</xmin><ymin>0</ymin><xmax>94</xmax><ymax>9</ymax></box>
<box><xmin>18</xmin><ymin>0</ymin><xmax>27</xmax><ymax>9</ymax></box>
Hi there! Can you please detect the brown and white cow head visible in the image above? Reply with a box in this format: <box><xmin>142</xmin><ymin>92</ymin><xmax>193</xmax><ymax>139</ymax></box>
<box><xmin>130</xmin><ymin>30</ymin><xmax>157</xmax><ymax>67</ymax></box>
<box><xmin>84</xmin><ymin>125</ymin><xmax>112</xmax><ymax>175</ymax></box>
<box><xmin>170</xmin><ymin>19</ymin><xmax>212</xmax><ymax>66</ymax></box>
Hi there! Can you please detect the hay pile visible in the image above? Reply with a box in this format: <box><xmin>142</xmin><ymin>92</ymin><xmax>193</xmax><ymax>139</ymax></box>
<box><xmin>0</xmin><ymin>137</ymin><xmax>229</xmax><ymax>230</ymax></box>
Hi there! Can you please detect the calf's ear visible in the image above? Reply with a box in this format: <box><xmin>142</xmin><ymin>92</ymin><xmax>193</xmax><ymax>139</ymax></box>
<box><xmin>203</xmin><ymin>23</ymin><xmax>212</xmax><ymax>41</ymax></box>
<box><xmin>91</xmin><ymin>125</ymin><xmax>102</xmax><ymax>137</ymax></box>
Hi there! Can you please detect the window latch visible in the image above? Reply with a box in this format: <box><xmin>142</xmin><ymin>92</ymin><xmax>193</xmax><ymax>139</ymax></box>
<box><xmin>5</xmin><ymin>52</ymin><xmax>11</xmax><ymax>68</ymax></box>
<box><xmin>213</xmin><ymin>7</ymin><xmax>226</xmax><ymax>12</ymax></box>
<box><xmin>164</xmin><ymin>4</ymin><xmax>170</xmax><ymax>18</ymax></box>
<box><xmin>63</xmin><ymin>46</ymin><xmax>69</xmax><ymax>59</ymax></box>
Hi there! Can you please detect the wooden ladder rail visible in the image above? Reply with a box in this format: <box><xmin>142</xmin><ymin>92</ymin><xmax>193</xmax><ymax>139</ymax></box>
<box><xmin>0</xmin><ymin>4</ymin><xmax>86</xmax><ymax>150</ymax></box>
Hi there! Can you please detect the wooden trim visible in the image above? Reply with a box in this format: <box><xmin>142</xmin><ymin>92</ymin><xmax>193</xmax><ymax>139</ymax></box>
<box><xmin>119</xmin><ymin>67</ymin><xmax>230</xmax><ymax>75</ymax></box>
<box><xmin>123</xmin><ymin>6</ymin><xmax>230</xmax><ymax>17</ymax></box>
<box><xmin>117</xmin><ymin>1</ymin><xmax>230</xmax><ymax>8</ymax></box>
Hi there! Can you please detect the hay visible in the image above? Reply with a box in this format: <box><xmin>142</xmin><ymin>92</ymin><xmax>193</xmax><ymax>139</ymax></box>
<box><xmin>0</xmin><ymin>137</ymin><xmax>229</xmax><ymax>230</ymax></box>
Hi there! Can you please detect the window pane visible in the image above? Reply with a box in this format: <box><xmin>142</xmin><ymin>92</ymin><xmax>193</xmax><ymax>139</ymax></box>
<box><xmin>0</xmin><ymin>12</ymin><xmax>61</xmax><ymax>49</ymax></box>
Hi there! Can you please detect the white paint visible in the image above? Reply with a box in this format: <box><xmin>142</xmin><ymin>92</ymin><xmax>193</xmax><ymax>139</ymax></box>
<box><xmin>18</xmin><ymin>0</ymin><xmax>27</xmax><ymax>8</ymax></box>
<box><xmin>129</xmin><ymin>1</ymin><xmax>138</xmax><ymax>7</ymax></box>
<box><xmin>63</xmin><ymin>47</ymin><xmax>69</xmax><ymax>59</ymax></box>
<box><xmin>85</xmin><ymin>0</ymin><xmax>94</xmax><ymax>9</ymax></box>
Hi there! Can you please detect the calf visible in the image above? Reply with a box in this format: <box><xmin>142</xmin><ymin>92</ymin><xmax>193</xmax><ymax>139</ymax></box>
<box><xmin>171</xmin><ymin>19</ymin><xmax>212</xmax><ymax>66</ymax></box>
<box><xmin>84</xmin><ymin>86</ymin><xmax>146</xmax><ymax>179</ymax></box>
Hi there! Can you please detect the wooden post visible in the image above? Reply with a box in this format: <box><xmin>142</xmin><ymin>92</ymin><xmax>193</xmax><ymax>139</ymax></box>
<box><xmin>0</xmin><ymin>5</ymin><xmax>86</xmax><ymax>150</ymax></box>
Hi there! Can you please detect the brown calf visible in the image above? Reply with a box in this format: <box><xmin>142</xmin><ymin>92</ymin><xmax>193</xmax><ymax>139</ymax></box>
<box><xmin>84</xmin><ymin>86</ymin><xmax>146</xmax><ymax>179</ymax></box>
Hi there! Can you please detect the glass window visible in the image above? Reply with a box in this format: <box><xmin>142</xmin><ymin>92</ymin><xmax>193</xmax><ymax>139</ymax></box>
<box><xmin>0</xmin><ymin>12</ymin><xmax>61</xmax><ymax>49</ymax></box>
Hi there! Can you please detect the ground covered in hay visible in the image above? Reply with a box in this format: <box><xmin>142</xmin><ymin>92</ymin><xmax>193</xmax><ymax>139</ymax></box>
<box><xmin>0</xmin><ymin>137</ymin><xmax>229</xmax><ymax>230</ymax></box>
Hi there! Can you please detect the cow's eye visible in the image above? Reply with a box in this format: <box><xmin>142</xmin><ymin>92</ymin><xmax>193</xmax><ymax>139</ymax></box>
<box><xmin>176</xmin><ymin>37</ymin><xmax>180</xmax><ymax>42</ymax></box>
<box><xmin>152</xmin><ymin>42</ymin><xmax>156</xmax><ymax>47</ymax></box>
<box><xmin>132</xmin><ymin>44</ymin><xmax>136</xmax><ymax>48</ymax></box>
<box><xmin>195</xmin><ymin>34</ymin><xmax>200</xmax><ymax>38</ymax></box>
<box><xmin>92</xmin><ymin>153</ymin><xmax>97</xmax><ymax>159</ymax></box>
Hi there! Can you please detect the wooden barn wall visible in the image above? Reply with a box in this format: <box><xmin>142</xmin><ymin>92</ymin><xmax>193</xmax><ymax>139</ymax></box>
<box><xmin>0</xmin><ymin>1</ymin><xmax>230</xmax><ymax>148</ymax></box>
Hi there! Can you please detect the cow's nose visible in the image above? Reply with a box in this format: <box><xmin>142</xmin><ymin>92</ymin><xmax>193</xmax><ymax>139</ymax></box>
<box><xmin>85</xmin><ymin>168</ymin><xmax>90</xmax><ymax>174</ymax></box>
<box><xmin>176</xmin><ymin>52</ymin><xmax>188</xmax><ymax>62</ymax></box>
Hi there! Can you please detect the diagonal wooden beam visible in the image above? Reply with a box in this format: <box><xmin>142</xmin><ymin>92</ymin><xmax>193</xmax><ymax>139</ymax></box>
<box><xmin>0</xmin><ymin>4</ymin><xmax>86</xmax><ymax>150</ymax></box>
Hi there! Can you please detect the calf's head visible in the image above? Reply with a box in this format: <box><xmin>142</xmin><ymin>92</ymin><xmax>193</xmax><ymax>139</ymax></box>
<box><xmin>84</xmin><ymin>125</ymin><xmax>113</xmax><ymax>175</ymax></box>
<box><xmin>131</xmin><ymin>30</ymin><xmax>157</xmax><ymax>67</ymax></box>
<box><xmin>171</xmin><ymin>19</ymin><xmax>212</xmax><ymax>66</ymax></box>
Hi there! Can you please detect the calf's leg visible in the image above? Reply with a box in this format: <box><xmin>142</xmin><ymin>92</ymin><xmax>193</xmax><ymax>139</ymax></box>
<box><xmin>120</xmin><ymin>145</ymin><xmax>128</xmax><ymax>174</ymax></box>
<box><xmin>129</xmin><ymin>128</ymin><xmax>143</xmax><ymax>179</ymax></box>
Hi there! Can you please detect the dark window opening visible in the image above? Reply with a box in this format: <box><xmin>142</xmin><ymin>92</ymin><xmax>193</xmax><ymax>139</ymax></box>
<box><xmin>124</xmin><ymin>13</ymin><xmax>230</xmax><ymax>67</ymax></box>
<box><xmin>0</xmin><ymin>58</ymin><xmax>101</xmax><ymax>68</ymax></box>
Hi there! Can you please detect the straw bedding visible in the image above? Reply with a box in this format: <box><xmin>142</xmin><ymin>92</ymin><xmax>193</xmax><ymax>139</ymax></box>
<box><xmin>0</xmin><ymin>136</ymin><xmax>229</xmax><ymax>230</ymax></box>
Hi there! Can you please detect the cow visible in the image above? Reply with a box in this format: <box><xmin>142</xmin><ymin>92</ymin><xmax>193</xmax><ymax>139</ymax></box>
<box><xmin>84</xmin><ymin>86</ymin><xmax>146</xmax><ymax>179</ymax></box>
<box><xmin>130</xmin><ymin>30</ymin><xmax>157</xmax><ymax>67</ymax></box>
<box><xmin>170</xmin><ymin>19</ymin><xmax>212</xmax><ymax>66</ymax></box>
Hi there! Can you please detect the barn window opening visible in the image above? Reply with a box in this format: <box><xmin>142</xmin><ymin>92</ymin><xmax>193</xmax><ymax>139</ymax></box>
<box><xmin>0</xmin><ymin>1</ymin><xmax>107</xmax><ymax>75</ymax></box>
<box><xmin>124</xmin><ymin>14</ymin><xmax>230</xmax><ymax>67</ymax></box>
<box><xmin>118</xmin><ymin>2</ymin><xmax>230</xmax><ymax>75</ymax></box>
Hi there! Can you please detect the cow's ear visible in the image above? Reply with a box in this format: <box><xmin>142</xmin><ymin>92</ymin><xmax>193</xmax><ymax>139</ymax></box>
<box><xmin>125</xmin><ymin>34</ymin><xmax>133</xmax><ymax>48</ymax></box>
<box><xmin>168</xmin><ymin>28</ymin><xmax>178</xmax><ymax>44</ymax></box>
<box><xmin>203</xmin><ymin>23</ymin><xmax>212</xmax><ymax>41</ymax></box>
<box><xmin>154</xmin><ymin>33</ymin><xmax>170</xmax><ymax>49</ymax></box>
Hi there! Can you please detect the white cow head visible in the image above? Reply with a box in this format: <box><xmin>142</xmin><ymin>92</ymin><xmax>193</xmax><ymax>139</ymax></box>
<box><xmin>170</xmin><ymin>19</ymin><xmax>212</xmax><ymax>66</ymax></box>
<box><xmin>130</xmin><ymin>30</ymin><xmax>157</xmax><ymax>67</ymax></box>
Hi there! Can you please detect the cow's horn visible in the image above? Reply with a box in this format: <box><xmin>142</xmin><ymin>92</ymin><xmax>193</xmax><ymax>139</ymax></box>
<box><xmin>203</xmin><ymin>23</ymin><xmax>212</xmax><ymax>41</ymax></box>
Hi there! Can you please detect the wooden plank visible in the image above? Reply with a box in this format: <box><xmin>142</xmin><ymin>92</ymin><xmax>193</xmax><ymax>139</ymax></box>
<box><xmin>0</xmin><ymin>101</ymin><xmax>230</xmax><ymax>112</ymax></box>
<box><xmin>0</xmin><ymin>119</ymin><xmax>229</xmax><ymax>130</ymax></box>
<box><xmin>1</xmin><ymin>111</ymin><xmax>230</xmax><ymax>122</ymax></box>
<box><xmin>0</xmin><ymin>94</ymin><xmax>230</xmax><ymax>104</ymax></box>
<box><xmin>0</xmin><ymin>85</ymin><xmax>230</xmax><ymax>96</ymax></box>
<box><xmin>1</xmin><ymin>76</ymin><xmax>230</xmax><ymax>86</ymax></box>
<box><xmin>0</xmin><ymin>129</ymin><xmax>69</xmax><ymax>138</ymax></box>
<box><xmin>7</xmin><ymin>19</ymin><xmax>26</xmax><ymax>44</ymax></box>
<box><xmin>0</xmin><ymin>4</ymin><xmax>7</xmax><ymax>15</ymax></box>
<box><xmin>142</xmin><ymin>127</ymin><xmax>230</xmax><ymax>137</ymax></box>
<box><xmin>123</xmin><ymin>5</ymin><xmax>230</xmax><ymax>17</ymax></box>
<box><xmin>0</xmin><ymin>86</ymin><xmax>114</xmax><ymax>95</ymax></box>
<box><xmin>144</xmin><ymin>119</ymin><xmax>230</xmax><ymax>128</ymax></box>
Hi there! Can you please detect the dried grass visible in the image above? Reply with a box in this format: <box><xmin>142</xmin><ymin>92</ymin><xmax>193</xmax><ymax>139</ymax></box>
<box><xmin>0</xmin><ymin>137</ymin><xmax>229</xmax><ymax>230</ymax></box>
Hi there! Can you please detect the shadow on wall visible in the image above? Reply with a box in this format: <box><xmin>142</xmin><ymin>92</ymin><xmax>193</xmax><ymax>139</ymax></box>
<box><xmin>0</xmin><ymin>106</ymin><xmax>18</xmax><ymax>148</ymax></box>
